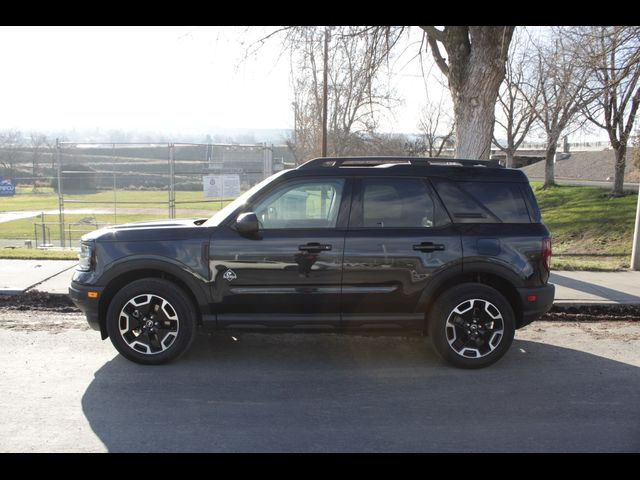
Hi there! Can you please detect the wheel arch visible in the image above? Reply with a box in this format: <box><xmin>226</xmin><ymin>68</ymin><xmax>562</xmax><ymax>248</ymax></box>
<box><xmin>420</xmin><ymin>270</ymin><xmax>524</xmax><ymax>333</ymax></box>
<box><xmin>97</xmin><ymin>259</ymin><xmax>208</xmax><ymax>339</ymax></box>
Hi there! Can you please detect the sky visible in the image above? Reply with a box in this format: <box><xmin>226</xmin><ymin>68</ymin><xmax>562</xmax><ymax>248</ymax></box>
<box><xmin>0</xmin><ymin>26</ymin><xmax>438</xmax><ymax>139</ymax></box>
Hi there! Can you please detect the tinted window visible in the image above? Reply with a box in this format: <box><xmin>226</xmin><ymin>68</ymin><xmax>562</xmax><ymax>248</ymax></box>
<box><xmin>432</xmin><ymin>179</ymin><xmax>531</xmax><ymax>223</ymax></box>
<box><xmin>520</xmin><ymin>184</ymin><xmax>542</xmax><ymax>223</ymax></box>
<box><xmin>361</xmin><ymin>178</ymin><xmax>441</xmax><ymax>228</ymax></box>
<box><xmin>431</xmin><ymin>179</ymin><xmax>496</xmax><ymax>223</ymax></box>
<box><xmin>458</xmin><ymin>182</ymin><xmax>531</xmax><ymax>223</ymax></box>
<box><xmin>253</xmin><ymin>179</ymin><xmax>345</xmax><ymax>229</ymax></box>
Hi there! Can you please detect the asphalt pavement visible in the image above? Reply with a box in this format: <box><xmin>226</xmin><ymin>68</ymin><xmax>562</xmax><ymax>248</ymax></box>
<box><xmin>0</xmin><ymin>315</ymin><xmax>638</xmax><ymax>452</ymax></box>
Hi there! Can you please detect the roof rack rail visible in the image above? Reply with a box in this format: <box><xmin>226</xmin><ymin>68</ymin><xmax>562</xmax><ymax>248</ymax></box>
<box><xmin>297</xmin><ymin>156</ymin><xmax>503</xmax><ymax>169</ymax></box>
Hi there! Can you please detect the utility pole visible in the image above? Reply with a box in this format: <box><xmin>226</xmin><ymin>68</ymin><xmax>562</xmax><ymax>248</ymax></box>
<box><xmin>632</xmin><ymin>188</ymin><xmax>640</xmax><ymax>270</ymax></box>
<box><xmin>321</xmin><ymin>27</ymin><xmax>329</xmax><ymax>157</ymax></box>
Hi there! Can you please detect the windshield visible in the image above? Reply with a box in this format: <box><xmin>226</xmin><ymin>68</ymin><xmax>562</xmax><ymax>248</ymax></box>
<box><xmin>203</xmin><ymin>170</ymin><xmax>288</xmax><ymax>227</ymax></box>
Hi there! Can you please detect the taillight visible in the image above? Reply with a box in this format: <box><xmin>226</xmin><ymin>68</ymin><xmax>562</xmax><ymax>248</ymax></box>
<box><xmin>542</xmin><ymin>237</ymin><xmax>552</xmax><ymax>271</ymax></box>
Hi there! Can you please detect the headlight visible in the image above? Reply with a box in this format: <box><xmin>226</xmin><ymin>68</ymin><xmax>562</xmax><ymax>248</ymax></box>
<box><xmin>77</xmin><ymin>242</ymin><xmax>95</xmax><ymax>271</ymax></box>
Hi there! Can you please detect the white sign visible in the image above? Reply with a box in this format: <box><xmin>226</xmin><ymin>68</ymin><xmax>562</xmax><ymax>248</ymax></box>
<box><xmin>203</xmin><ymin>174</ymin><xmax>241</xmax><ymax>198</ymax></box>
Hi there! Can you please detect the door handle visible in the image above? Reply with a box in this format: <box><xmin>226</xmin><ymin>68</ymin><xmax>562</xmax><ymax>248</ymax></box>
<box><xmin>413</xmin><ymin>242</ymin><xmax>445</xmax><ymax>252</ymax></box>
<box><xmin>298</xmin><ymin>242</ymin><xmax>332</xmax><ymax>253</ymax></box>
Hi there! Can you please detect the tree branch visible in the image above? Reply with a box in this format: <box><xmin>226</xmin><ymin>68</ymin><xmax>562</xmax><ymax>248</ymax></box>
<box><xmin>425</xmin><ymin>34</ymin><xmax>449</xmax><ymax>77</ymax></box>
<box><xmin>420</xmin><ymin>26</ymin><xmax>445</xmax><ymax>43</ymax></box>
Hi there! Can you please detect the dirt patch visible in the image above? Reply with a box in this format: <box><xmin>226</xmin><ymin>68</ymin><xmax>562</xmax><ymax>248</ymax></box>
<box><xmin>0</xmin><ymin>291</ymin><xmax>86</xmax><ymax>333</ymax></box>
<box><xmin>0</xmin><ymin>310</ymin><xmax>88</xmax><ymax>333</ymax></box>
<box><xmin>1</xmin><ymin>291</ymin><xmax>640</xmax><ymax>334</ymax></box>
<box><xmin>0</xmin><ymin>290</ymin><xmax>77</xmax><ymax>313</ymax></box>
<box><xmin>546</xmin><ymin>304</ymin><xmax>640</xmax><ymax>322</ymax></box>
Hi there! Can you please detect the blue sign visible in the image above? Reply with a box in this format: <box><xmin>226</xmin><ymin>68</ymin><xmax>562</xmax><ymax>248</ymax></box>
<box><xmin>0</xmin><ymin>177</ymin><xmax>16</xmax><ymax>196</ymax></box>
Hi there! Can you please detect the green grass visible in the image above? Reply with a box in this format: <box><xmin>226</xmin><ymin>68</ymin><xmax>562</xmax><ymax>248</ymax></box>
<box><xmin>531</xmin><ymin>182</ymin><xmax>638</xmax><ymax>270</ymax></box>
<box><xmin>2</xmin><ymin>182</ymin><xmax>638</xmax><ymax>271</ymax></box>
<box><xmin>0</xmin><ymin>247</ymin><xmax>78</xmax><ymax>260</ymax></box>
<box><xmin>0</xmin><ymin>213</ymin><xmax>162</xmax><ymax>243</ymax></box>
<box><xmin>1</xmin><ymin>186</ymin><xmax>234</xmax><ymax>212</ymax></box>
<box><xmin>551</xmin><ymin>255</ymin><xmax>629</xmax><ymax>271</ymax></box>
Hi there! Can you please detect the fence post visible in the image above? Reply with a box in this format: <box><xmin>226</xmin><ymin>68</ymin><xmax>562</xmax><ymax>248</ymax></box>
<box><xmin>56</xmin><ymin>138</ymin><xmax>65</xmax><ymax>248</ymax></box>
<box><xmin>263</xmin><ymin>143</ymin><xmax>273</xmax><ymax>181</ymax></box>
<box><xmin>168</xmin><ymin>143</ymin><xmax>176</xmax><ymax>219</ymax></box>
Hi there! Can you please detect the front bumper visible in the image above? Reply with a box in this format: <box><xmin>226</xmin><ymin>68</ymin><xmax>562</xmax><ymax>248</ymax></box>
<box><xmin>69</xmin><ymin>281</ymin><xmax>104</xmax><ymax>334</ymax></box>
<box><xmin>516</xmin><ymin>283</ymin><xmax>555</xmax><ymax>328</ymax></box>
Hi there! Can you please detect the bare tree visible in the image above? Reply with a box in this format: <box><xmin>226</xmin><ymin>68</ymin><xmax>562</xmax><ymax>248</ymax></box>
<box><xmin>365</xmin><ymin>132</ymin><xmax>412</xmax><ymax>156</ymax></box>
<box><xmin>492</xmin><ymin>31</ymin><xmax>539</xmax><ymax>168</ymax></box>
<box><xmin>29</xmin><ymin>132</ymin><xmax>48</xmax><ymax>190</ymax></box>
<box><xmin>417</xmin><ymin>96</ymin><xmax>454</xmax><ymax>157</ymax></box>
<box><xmin>422</xmin><ymin>26</ymin><xmax>515</xmax><ymax>159</ymax></box>
<box><xmin>257</xmin><ymin>26</ymin><xmax>515</xmax><ymax>161</ymax></box>
<box><xmin>272</xmin><ymin>26</ymin><xmax>403</xmax><ymax>163</ymax></box>
<box><xmin>46</xmin><ymin>136</ymin><xmax>59</xmax><ymax>171</ymax></box>
<box><xmin>0</xmin><ymin>130</ymin><xmax>24</xmax><ymax>179</ymax></box>
<box><xmin>529</xmin><ymin>31</ymin><xmax>594</xmax><ymax>188</ymax></box>
<box><xmin>576</xmin><ymin>26</ymin><xmax>640</xmax><ymax>196</ymax></box>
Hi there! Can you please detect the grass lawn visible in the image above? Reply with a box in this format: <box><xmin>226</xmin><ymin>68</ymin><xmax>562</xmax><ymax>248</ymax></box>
<box><xmin>531</xmin><ymin>182</ymin><xmax>638</xmax><ymax>270</ymax></box>
<box><xmin>0</xmin><ymin>247</ymin><xmax>78</xmax><ymax>260</ymax></box>
<box><xmin>1</xmin><ymin>183</ymin><xmax>638</xmax><ymax>270</ymax></box>
<box><xmin>0</xmin><ymin>213</ymin><xmax>162</xmax><ymax>244</ymax></box>
<box><xmin>1</xmin><ymin>186</ymin><xmax>234</xmax><ymax>212</ymax></box>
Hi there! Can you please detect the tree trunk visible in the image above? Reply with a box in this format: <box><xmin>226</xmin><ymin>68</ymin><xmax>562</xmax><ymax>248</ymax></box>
<box><xmin>505</xmin><ymin>149</ymin><xmax>515</xmax><ymax>169</ymax></box>
<box><xmin>611</xmin><ymin>144</ymin><xmax>627</xmax><ymax>197</ymax></box>
<box><xmin>544</xmin><ymin>143</ymin><xmax>557</xmax><ymax>188</ymax></box>
<box><xmin>423</xmin><ymin>26</ymin><xmax>514</xmax><ymax>160</ymax></box>
<box><xmin>453</xmin><ymin>90</ymin><xmax>498</xmax><ymax>159</ymax></box>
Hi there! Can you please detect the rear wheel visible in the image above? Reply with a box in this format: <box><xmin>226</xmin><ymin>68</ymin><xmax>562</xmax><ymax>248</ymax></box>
<box><xmin>428</xmin><ymin>283</ymin><xmax>515</xmax><ymax>369</ymax></box>
<box><xmin>106</xmin><ymin>278</ymin><xmax>196</xmax><ymax>365</ymax></box>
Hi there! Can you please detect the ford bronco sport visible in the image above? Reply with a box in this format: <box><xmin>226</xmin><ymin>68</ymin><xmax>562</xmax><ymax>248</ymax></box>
<box><xmin>69</xmin><ymin>157</ymin><xmax>554</xmax><ymax>368</ymax></box>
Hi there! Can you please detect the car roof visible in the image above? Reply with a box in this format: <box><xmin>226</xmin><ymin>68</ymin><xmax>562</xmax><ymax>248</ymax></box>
<box><xmin>289</xmin><ymin>156</ymin><xmax>529</xmax><ymax>183</ymax></box>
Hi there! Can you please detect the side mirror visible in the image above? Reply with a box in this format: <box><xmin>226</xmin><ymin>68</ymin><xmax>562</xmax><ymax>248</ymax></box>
<box><xmin>235</xmin><ymin>212</ymin><xmax>259</xmax><ymax>235</ymax></box>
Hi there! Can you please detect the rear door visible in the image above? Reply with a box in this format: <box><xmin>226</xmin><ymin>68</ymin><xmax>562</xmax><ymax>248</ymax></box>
<box><xmin>341</xmin><ymin>176</ymin><xmax>462</xmax><ymax>328</ymax></box>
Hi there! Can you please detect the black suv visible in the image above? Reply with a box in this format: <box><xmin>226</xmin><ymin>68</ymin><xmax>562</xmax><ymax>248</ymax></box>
<box><xmin>69</xmin><ymin>157</ymin><xmax>554</xmax><ymax>368</ymax></box>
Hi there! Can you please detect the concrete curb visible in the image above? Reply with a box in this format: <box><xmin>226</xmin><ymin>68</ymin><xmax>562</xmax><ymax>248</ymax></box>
<box><xmin>22</xmin><ymin>264</ymin><xmax>77</xmax><ymax>294</ymax></box>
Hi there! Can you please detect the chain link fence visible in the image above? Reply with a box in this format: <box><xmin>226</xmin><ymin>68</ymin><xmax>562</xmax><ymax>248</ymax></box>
<box><xmin>0</xmin><ymin>141</ymin><xmax>294</xmax><ymax>249</ymax></box>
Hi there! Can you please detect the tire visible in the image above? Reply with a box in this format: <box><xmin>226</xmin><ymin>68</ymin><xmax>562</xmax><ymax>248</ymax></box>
<box><xmin>106</xmin><ymin>278</ymin><xmax>197</xmax><ymax>365</ymax></box>
<box><xmin>428</xmin><ymin>283</ymin><xmax>515</xmax><ymax>369</ymax></box>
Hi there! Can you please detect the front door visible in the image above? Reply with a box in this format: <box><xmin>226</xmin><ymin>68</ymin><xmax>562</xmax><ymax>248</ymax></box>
<box><xmin>341</xmin><ymin>177</ymin><xmax>462</xmax><ymax>328</ymax></box>
<box><xmin>209</xmin><ymin>177</ymin><xmax>351</xmax><ymax>328</ymax></box>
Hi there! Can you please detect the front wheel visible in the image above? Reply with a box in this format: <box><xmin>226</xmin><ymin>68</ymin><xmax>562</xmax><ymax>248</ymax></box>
<box><xmin>106</xmin><ymin>278</ymin><xmax>196</xmax><ymax>365</ymax></box>
<box><xmin>428</xmin><ymin>283</ymin><xmax>515</xmax><ymax>369</ymax></box>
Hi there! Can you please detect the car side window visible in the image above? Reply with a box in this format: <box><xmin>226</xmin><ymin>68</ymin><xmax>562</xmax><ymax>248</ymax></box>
<box><xmin>360</xmin><ymin>178</ymin><xmax>441</xmax><ymax>228</ymax></box>
<box><xmin>431</xmin><ymin>179</ymin><xmax>531</xmax><ymax>223</ymax></box>
<box><xmin>252</xmin><ymin>179</ymin><xmax>345</xmax><ymax>229</ymax></box>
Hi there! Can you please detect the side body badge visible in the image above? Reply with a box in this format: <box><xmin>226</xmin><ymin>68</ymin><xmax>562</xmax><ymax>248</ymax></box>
<box><xmin>223</xmin><ymin>269</ymin><xmax>237</xmax><ymax>282</ymax></box>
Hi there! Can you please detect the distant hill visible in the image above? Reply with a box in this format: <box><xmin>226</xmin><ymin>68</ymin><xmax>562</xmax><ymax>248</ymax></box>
<box><xmin>519</xmin><ymin>148</ymin><xmax>639</xmax><ymax>183</ymax></box>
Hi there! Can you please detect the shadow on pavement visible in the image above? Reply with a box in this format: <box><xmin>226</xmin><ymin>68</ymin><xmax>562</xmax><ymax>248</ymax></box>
<box><xmin>82</xmin><ymin>330</ymin><xmax>640</xmax><ymax>452</ymax></box>
<box><xmin>551</xmin><ymin>272</ymin><xmax>640</xmax><ymax>302</ymax></box>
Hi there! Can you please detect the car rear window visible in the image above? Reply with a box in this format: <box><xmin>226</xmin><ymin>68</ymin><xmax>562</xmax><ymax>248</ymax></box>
<box><xmin>432</xmin><ymin>179</ymin><xmax>531</xmax><ymax>223</ymax></box>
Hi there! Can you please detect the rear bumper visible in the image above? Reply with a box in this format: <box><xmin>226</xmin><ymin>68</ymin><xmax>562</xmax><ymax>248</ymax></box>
<box><xmin>516</xmin><ymin>283</ymin><xmax>555</xmax><ymax>328</ymax></box>
<box><xmin>69</xmin><ymin>282</ymin><xmax>103</xmax><ymax>333</ymax></box>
